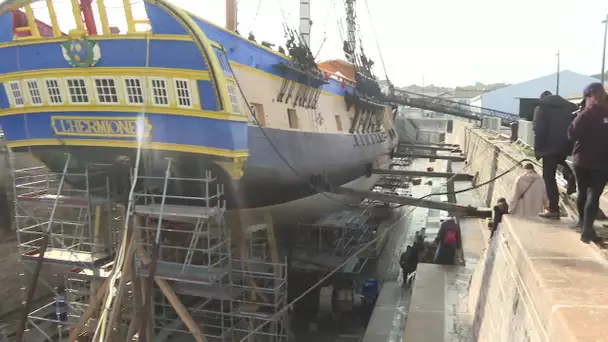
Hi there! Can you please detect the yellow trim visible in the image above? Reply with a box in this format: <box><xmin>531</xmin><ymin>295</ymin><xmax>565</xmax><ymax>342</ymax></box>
<box><xmin>0</xmin><ymin>105</ymin><xmax>249</xmax><ymax>122</ymax></box>
<box><xmin>215</xmin><ymin>157</ymin><xmax>246</xmax><ymax>180</ymax></box>
<box><xmin>0</xmin><ymin>34</ymin><xmax>196</xmax><ymax>48</ymax></box>
<box><xmin>70</xmin><ymin>0</ymin><xmax>84</xmax><ymax>30</ymax></box>
<box><xmin>51</xmin><ymin>115</ymin><xmax>152</xmax><ymax>139</ymax></box>
<box><xmin>152</xmin><ymin>1</ymin><xmax>230</xmax><ymax>113</ymax></box>
<box><xmin>230</xmin><ymin>61</ymin><xmax>343</xmax><ymax>99</ymax></box>
<box><xmin>7</xmin><ymin>139</ymin><xmax>249</xmax><ymax>158</ymax></box>
<box><xmin>96</xmin><ymin>0</ymin><xmax>111</xmax><ymax>35</ymax></box>
<box><xmin>0</xmin><ymin>67</ymin><xmax>211</xmax><ymax>82</ymax></box>
<box><xmin>123</xmin><ymin>0</ymin><xmax>136</xmax><ymax>33</ymax></box>
<box><xmin>185</xmin><ymin>12</ymin><xmax>290</xmax><ymax>60</ymax></box>
<box><xmin>24</xmin><ymin>5</ymin><xmax>40</xmax><ymax>38</ymax></box>
<box><xmin>45</xmin><ymin>0</ymin><xmax>61</xmax><ymax>38</ymax></box>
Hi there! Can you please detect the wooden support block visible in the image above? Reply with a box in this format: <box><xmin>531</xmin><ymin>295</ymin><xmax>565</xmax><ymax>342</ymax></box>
<box><xmin>155</xmin><ymin>278</ymin><xmax>207</xmax><ymax>342</ymax></box>
<box><xmin>264</xmin><ymin>212</ymin><xmax>279</xmax><ymax>264</ymax></box>
<box><xmin>68</xmin><ymin>277</ymin><xmax>111</xmax><ymax>342</ymax></box>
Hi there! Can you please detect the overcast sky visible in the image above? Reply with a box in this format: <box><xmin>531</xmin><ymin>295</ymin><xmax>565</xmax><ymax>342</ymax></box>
<box><xmin>171</xmin><ymin>0</ymin><xmax>608</xmax><ymax>88</ymax></box>
<box><xmin>24</xmin><ymin>0</ymin><xmax>608</xmax><ymax>87</ymax></box>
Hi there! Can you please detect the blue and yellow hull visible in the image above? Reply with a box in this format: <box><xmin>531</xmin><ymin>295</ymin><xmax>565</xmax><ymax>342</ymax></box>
<box><xmin>0</xmin><ymin>0</ymin><xmax>397</xmax><ymax>210</ymax></box>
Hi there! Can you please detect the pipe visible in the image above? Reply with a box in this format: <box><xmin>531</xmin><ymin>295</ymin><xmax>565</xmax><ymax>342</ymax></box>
<box><xmin>80</xmin><ymin>0</ymin><xmax>97</xmax><ymax>35</ymax></box>
<box><xmin>225</xmin><ymin>0</ymin><xmax>237</xmax><ymax>31</ymax></box>
<box><xmin>299</xmin><ymin>0</ymin><xmax>311</xmax><ymax>48</ymax></box>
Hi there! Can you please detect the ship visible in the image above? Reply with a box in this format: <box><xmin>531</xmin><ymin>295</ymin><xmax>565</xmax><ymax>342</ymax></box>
<box><xmin>0</xmin><ymin>0</ymin><xmax>398</xmax><ymax>222</ymax></box>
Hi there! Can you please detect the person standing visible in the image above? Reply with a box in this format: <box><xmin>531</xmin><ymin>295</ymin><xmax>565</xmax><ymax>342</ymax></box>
<box><xmin>433</xmin><ymin>216</ymin><xmax>462</xmax><ymax>265</ymax></box>
<box><xmin>567</xmin><ymin>82</ymin><xmax>608</xmax><ymax>243</ymax></box>
<box><xmin>508</xmin><ymin>163</ymin><xmax>547</xmax><ymax>218</ymax></box>
<box><xmin>533</xmin><ymin>90</ymin><xmax>578</xmax><ymax>219</ymax></box>
<box><xmin>490</xmin><ymin>198</ymin><xmax>509</xmax><ymax>238</ymax></box>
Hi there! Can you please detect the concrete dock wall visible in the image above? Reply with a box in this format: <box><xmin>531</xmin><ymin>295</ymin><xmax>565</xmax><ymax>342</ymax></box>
<box><xmin>456</xmin><ymin>125</ymin><xmax>608</xmax><ymax>341</ymax></box>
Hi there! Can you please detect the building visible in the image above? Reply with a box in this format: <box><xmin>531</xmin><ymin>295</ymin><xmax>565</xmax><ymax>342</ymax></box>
<box><xmin>564</xmin><ymin>81</ymin><xmax>608</xmax><ymax>104</ymax></box>
<box><xmin>469</xmin><ymin>70</ymin><xmax>600</xmax><ymax>115</ymax></box>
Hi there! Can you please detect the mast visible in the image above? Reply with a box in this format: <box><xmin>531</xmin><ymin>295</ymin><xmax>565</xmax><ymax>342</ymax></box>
<box><xmin>299</xmin><ymin>0</ymin><xmax>312</xmax><ymax>48</ymax></box>
<box><xmin>226</xmin><ymin>0</ymin><xmax>237</xmax><ymax>32</ymax></box>
<box><xmin>345</xmin><ymin>0</ymin><xmax>357</xmax><ymax>63</ymax></box>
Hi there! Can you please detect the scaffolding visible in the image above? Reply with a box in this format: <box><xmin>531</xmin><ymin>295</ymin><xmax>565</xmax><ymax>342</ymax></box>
<box><xmin>9</xmin><ymin>151</ymin><xmax>287</xmax><ymax>341</ymax></box>
<box><xmin>11</xmin><ymin>152</ymin><xmax>122</xmax><ymax>341</ymax></box>
<box><xmin>292</xmin><ymin>208</ymin><xmax>376</xmax><ymax>273</ymax></box>
<box><xmin>131</xmin><ymin>161</ymin><xmax>288</xmax><ymax>342</ymax></box>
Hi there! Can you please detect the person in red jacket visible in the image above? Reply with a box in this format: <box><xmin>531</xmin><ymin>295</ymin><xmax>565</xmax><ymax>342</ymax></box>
<box><xmin>567</xmin><ymin>82</ymin><xmax>608</xmax><ymax>243</ymax></box>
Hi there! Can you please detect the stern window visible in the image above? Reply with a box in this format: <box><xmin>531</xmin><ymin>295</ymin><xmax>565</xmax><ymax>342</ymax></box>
<box><xmin>93</xmin><ymin>77</ymin><xmax>119</xmax><ymax>104</ymax></box>
<box><xmin>25</xmin><ymin>80</ymin><xmax>43</xmax><ymax>106</ymax></box>
<box><xmin>7</xmin><ymin>81</ymin><xmax>24</xmax><ymax>107</ymax></box>
<box><xmin>149</xmin><ymin>78</ymin><xmax>169</xmax><ymax>106</ymax></box>
<box><xmin>173</xmin><ymin>78</ymin><xmax>192</xmax><ymax>108</ymax></box>
<box><xmin>65</xmin><ymin>78</ymin><xmax>89</xmax><ymax>104</ymax></box>
<box><xmin>123</xmin><ymin>77</ymin><xmax>144</xmax><ymax>105</ymax></box>
<box><xmin>45</xmin><ymin>79</ymin><xmax>63</xmax><ymax>104</ymax></box>
<box><xmin>227</xmin><ymin>83</ymin><xmax>239</xmax><ymax>113</ymax></box>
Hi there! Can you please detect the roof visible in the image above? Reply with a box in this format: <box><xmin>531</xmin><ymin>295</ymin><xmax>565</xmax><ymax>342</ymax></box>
<box><xmin>318</xmin><ymin>59</ymin><xmax>356</xmax><ymax>80</ymax></box>
<box><xmin>564</xmin><ymin>81</ymin><xmax>608</xmax><ymax>100</ymax></box>
<box><xmin>469</xmin><ymin>70</ymin><xmax>601</xmax><ymax>112</ymax></box>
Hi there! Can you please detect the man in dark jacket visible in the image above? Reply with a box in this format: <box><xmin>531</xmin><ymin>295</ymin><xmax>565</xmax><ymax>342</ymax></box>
<box><xmin>567</xmin><ymin>82</ymin><xmax>608</xmax><ymax>243</ymax></box>
<box><xmin>533</xmin><ymin>90</ymin><xmax>577</xmax><ymax>219</ymax></box>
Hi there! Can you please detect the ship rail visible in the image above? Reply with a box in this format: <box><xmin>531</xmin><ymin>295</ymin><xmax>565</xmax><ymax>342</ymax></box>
<box><xmin>8</xmin><ymin>0</ymin><xmax>150</xmax><ymax>41</ymax></box>
<box><xmin>389</xmin><ymin>88</ymin><xmax>520</xmax><ymax>124</ymax></box>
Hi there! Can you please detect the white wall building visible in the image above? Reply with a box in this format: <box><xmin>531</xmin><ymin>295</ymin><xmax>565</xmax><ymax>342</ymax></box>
<box><xmin>565</xmin><ymin>81</ymin><xmax>608</xmax><ymax>104</ymax></box>
<box><xmin>469</xmin><ymin>70</ymin><xmax>600</xmax><ymax>114</ymax></box>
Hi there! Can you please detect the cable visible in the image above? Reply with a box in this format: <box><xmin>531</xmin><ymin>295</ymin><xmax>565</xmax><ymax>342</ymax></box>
<box><xmin>363</xmin><ymin>0</ymin><xmax>389</xmax><ymax>81</ymax></box>
<box><xmin>240</xmin><ymin>154</ymin><xmax>535</xmax><ymax>341</ymax></box>
<box><xmin>227</xmin><ymin>59</ymin><xmax>377</xmax><ymax>208</ymax></box>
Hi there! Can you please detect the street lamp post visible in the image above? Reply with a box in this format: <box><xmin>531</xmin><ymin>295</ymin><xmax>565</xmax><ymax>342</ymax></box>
<box><xmin>602</xmin><ymin>14</ymin><xmax>607</xmax><ymax>84</ymax></box>
<box><xmin>556</xmin><ymin>50</ymin><xmax>560</xmax><ymax>95</ymax></box>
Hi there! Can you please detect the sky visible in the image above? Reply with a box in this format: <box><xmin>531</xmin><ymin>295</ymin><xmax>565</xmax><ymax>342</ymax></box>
<box><xmin>22</xmin><ymin>0</ymin><xmax>608</xmax><ymax>87</ymax></box>
<box><xmin>170</xmin><ymin>0</ymin><xmax>608</xmax><ymax>88</ymax></box>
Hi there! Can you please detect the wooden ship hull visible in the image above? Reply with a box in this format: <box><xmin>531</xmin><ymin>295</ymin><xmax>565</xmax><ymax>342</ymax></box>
<box><xmin>0</xmin><ymin>0</ymin><xmax>398</xmax><ymax>217</ymax></box>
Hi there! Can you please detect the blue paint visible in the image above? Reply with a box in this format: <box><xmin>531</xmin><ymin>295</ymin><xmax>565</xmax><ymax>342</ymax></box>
<box><xmin>145</xmin><ymin>2</ymin><xmax>188</xmax><ymax>36</ymax></box>
<box><xmin>212</xmin><ymin>46</ymin><xmax>233</xmax><ymax>77</ymax></box>
<box><xmin>188</xmin><ymin>15</ymin><xmax>352</xmax><ymax>97</ymax></box>
<box><xmin>0</xmin><ymin>112</ymin><xmax>248</xmax><ymax>151</ymax></box>
<box><xmin>0</xmin><ymin>12</ymin><xmax>13</xmax><ymax>44</ymax></box>
<box><xmin>197</xmin><ymin>80</ymin><xmax>218</xmax><ymax>111</ymax></box>
<box><xmin>0</xmin><ymin>84</ymin><xmax>9</xmax><ymax>109</ymax></box>
<box><xmin>0</xmin><ymin>40</ymin><xmax>206</xmax><ymax>73</ymax></box>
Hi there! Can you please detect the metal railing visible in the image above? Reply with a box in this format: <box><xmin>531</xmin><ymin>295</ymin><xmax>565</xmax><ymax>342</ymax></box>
<box><xmin>389</xmin><ymin>89</ymin><xmax>519</xmax><ymax>123</ymax></box>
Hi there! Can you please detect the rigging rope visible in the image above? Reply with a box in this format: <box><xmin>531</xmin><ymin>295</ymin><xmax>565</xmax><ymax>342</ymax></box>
<box><xmin>238</xmin><ymin>145</ymin><xmax>535</xmax><ymax>340</ymax></box>
<box><xmin>363</xmin><ymin>0</ymin><xmax>389</xmax><ymax>81</ymax></box>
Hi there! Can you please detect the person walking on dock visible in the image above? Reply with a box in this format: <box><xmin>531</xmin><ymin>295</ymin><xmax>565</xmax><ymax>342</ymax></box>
<box><xmin>508</xmin><ymin>163</ymin><xmax>547</xmax><ymax>218</ymax></box>
<box><xmin>567</xmin><ymin>82</ymin><xmax>608</xmax><ymax>243</ymax></box>
<box><xmin>433</xmin><ymin>216</ymin><xmax>462</xmax><ymax>265</ymax></box>
<box><xmin>533</xmin><ymin>90</ymin><xmax>578</xmax><ymax>219</ymax></box>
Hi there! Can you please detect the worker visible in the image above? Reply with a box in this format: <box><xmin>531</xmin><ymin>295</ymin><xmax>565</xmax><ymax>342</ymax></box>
<box><xmin>533</xmin><ymin>90</ymin><xmax>577</xmax><ymax>219</ymax></box>
<box><xmin>489</xmin><ymin>198</ymin><xmax>509</xmax><ymax>238</ymax></box>
<box><xmin>508</xmin><ymin>163</ymin><xmax>547</xmax><ymax>218</ymax></box>
<box><xmin>567</xmin><ymin>82</ymin><xmax>608</xmax><ymax>244</ymax></box>
<box><xmin>399</xmin><ymin>245</ymin><xmax>420</xmax><ymax>285</ymax></box>
<box><xmin>433</xmin><ymin>215</ymin><xmax>462</xmax><ymax>265</ymax></box>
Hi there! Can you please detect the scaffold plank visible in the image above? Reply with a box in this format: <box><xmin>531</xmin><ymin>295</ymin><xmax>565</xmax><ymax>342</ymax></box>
<box><xmin>134</xmin><ymin>204</ymin><xmax>218</xmax><ymax>219</ymax></box>
<box><xmin>21</xmin><ymin>248</ymin><xmax>110</xmax><ymax>268</ymax></box>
